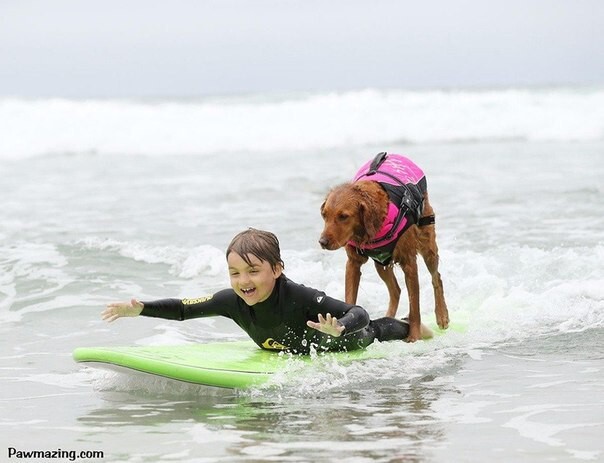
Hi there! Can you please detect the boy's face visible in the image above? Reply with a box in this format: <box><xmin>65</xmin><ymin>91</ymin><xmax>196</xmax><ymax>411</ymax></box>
<box><xmin>227</xmin><ymin>252</ymin><xmax>282</xmax><ymax>306</ymax></box>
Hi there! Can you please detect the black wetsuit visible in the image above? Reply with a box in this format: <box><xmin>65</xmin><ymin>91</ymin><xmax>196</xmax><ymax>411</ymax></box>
<box><xmin>141</xmin><ymin>275</ymin><xmax>410</xmax><ymax>354</ymax></box>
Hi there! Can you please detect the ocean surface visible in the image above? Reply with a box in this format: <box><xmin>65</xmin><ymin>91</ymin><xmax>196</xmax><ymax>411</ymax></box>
<box><xmin>1</xmin><ymin>87</ymin><xmax>603</xmax><ymax>462</ymax></box>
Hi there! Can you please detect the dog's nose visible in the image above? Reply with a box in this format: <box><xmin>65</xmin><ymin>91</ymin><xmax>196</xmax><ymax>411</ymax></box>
<box><xmin>318</xmin><ymin>237</ymin><xmax>329</xmax><ymax>248</ymax></box>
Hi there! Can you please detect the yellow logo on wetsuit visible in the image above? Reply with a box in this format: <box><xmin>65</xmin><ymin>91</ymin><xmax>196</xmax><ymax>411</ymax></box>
<box><xmin>261</xmin><ymin>338</ymin><xmax>288</xmax><ymax>350</ymax></box>
<box><xmin>182</xmin><ymin>296</ymin><xmax>213</xmax><ymax>305</ymax></box>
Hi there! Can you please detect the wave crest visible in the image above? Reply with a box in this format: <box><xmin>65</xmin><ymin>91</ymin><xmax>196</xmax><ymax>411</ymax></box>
<box><xmin>2</xmin><ymin>87</ymin><xmax>603</xmax><ymax>159</ymax></box>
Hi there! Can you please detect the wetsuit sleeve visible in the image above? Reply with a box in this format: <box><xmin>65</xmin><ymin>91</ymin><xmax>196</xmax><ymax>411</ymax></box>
<box><xmin>141</xmin><ymin>289</ymin><xmax>236</xmax><ymax>321</ymax></box>
<box><xmin>140</xmin><ymin>298</ymin><xmax>183</xmax><ymax>320</ymax></box>
<box><xmin>337</xmin><ymin>304</ymin><xmax>370</xmax><ymax>335</ymax></box>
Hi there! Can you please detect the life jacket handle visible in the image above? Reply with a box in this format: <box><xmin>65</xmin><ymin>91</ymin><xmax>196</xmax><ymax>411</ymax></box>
<box><xmin>367</xmin><ymin>152</ymin><xmax>388</xmax><ymax>175</ymax></box>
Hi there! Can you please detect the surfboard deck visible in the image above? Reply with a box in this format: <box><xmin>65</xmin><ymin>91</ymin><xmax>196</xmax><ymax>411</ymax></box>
<box><xmin>74</xmin><ymin>323</ymin><xmax>461</xmax><ymax>389</ymax></box>
<box><xmin>73</xmin><ymin>340</ymin><xmax>386</xmax><ymax>389</ymax></box>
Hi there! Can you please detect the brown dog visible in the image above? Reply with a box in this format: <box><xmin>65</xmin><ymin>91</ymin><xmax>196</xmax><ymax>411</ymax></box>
<box><xmin>319</xmin><ymin>152</ymin><xmax>449</xmax><ymax>341</ymax></box>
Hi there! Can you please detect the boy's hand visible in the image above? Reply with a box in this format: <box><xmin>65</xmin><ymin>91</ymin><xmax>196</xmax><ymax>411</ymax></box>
<box><xmin>102</xmin><ymin>299</ymin><xmax>144</xmax><ymax>322</ymax></box>
<box><xmin>306</xmin><ymin>313</ymin><xmax>345</xmax><ymax>337</ymax></box>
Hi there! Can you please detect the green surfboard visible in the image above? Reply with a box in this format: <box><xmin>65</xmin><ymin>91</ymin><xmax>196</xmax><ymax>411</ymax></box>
<box><xmin>73</xmin><ymin>340</ymin><xmax>386</xmax><ymax>389</ymax></box>
<box><xmin>74</xmin><ymin>323</ymin><xmax>461</xmax><ymax>389</ymax></box>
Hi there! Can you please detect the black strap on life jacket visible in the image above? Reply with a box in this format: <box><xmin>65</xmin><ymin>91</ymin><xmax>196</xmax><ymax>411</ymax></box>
<box><xmin>356</xmin><ymin>240</ymin><xmax>399</xmax><ymax>266</ymax></box>
<box><xmin>418</xmin><ymin>215</ymin><xmax>435</xmax><ymax>227</ymax></box>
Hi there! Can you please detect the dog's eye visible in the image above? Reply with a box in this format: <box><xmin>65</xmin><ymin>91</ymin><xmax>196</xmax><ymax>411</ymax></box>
<box><xmin>337</xmin><ymin>213</ymin><xmax>350</xmax><ymax>222</ymax></box>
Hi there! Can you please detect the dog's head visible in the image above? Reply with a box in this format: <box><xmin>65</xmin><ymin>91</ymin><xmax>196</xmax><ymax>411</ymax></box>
<box><xmin>319</xmin><ymin>181</ymin><xmax>388</xmax><ymax>250</ymax></box>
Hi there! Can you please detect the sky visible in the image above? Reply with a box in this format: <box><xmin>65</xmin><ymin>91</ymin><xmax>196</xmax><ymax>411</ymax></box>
<box><xmin>1</xmin><ymin>0</ymin><xmax>603</xmax><ymax>98</ymax></box>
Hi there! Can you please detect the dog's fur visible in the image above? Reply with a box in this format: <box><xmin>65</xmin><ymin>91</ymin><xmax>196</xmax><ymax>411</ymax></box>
<box><xmin>319</xmin><ymin>179</ymin><xmax>449</xmax><ymax>342</ymax></box>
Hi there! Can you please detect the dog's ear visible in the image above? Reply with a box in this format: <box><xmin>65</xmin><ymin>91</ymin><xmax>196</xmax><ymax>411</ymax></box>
<box><xmin>320</xmin><ymin>199</ymin><xmax>327</xmax><ymax>217</ymax></box>
<box><xmin>358</xmin><ymin>200</ymin><xmax>382</xmax><ymax>242</ymax></box>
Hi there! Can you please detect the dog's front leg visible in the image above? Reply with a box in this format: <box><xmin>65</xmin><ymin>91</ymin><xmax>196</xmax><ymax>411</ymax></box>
<box><xmin>401</xmin><ymin>257</ymin><xmax>421</xmax><ymax>342</ymax></box>
<box><xmin>344</xmin><ymin>245</ymin><xmax>366</xmax><ymax>304</ymax></box>
<box><xmin>374</xmin><ymin>262</ymin><xmax>401</xmax><ymax>318</ymax></box>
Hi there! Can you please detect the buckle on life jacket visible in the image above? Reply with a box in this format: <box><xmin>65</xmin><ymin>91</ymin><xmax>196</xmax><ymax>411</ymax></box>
<box><xmin>400</xmin><ymin>184</ymin><xmax>423</xmax><ymax>224</ymax></box>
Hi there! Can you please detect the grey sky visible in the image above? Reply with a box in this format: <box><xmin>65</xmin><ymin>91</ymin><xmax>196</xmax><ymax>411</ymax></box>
<box><xmin>1</xmin><ymin>0</ymin><xmax>603</xmax><ymax>98</ymax></box>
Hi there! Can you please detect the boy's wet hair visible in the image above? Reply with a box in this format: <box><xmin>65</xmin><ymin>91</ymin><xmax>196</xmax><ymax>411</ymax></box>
<box><xmin>226</xmin><ymin>228</ymin><xmax>285</xmax><ymax>272</ymax></box>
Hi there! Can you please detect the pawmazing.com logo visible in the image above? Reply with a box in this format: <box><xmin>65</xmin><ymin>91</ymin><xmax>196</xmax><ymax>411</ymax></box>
<box><xmin>8</xmin><ymin>447</ymin><xmax>104</xmax><ymax>461</ymax></box>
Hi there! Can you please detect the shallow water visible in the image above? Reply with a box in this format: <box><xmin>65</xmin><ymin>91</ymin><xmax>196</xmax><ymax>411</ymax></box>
<box><xmin>1</xmin><ymin>89</ymin><xmax>603</xmax><ymax>462</ymax></box>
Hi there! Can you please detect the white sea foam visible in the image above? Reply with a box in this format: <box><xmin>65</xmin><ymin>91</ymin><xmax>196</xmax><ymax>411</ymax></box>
<box><xmin>78</xmin><ymin>237</ymin><xmax>225</xmax><ymax>279</ymax></box>
<box><xmin>0</xmin><ymin>242</ymin><xmax>73</xmax><ymax>322</ymax></box>
<box><xmin>1</xmin><ymin>87</ymin><xmax>603</xmax><ymax>160</ymax></box>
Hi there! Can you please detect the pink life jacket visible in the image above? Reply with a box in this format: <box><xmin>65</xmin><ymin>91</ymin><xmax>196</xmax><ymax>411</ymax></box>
<box><xmin>347</xmin><ymin>152</ymin><xmax>429</xmax><ymax>265</ymax></box>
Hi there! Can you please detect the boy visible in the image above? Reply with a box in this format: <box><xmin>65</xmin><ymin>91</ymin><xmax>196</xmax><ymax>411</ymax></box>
<box><xmin>103</xmin><ymin>229</ymin><xmax>431</xmax><ymax>354</ymax></box>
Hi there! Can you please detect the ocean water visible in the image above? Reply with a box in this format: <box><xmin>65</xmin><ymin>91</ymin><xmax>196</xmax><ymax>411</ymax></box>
<box><xmin>1</xmin><ymin>87</ymin><xmax>603</xmax><ymax>462</ymax></box>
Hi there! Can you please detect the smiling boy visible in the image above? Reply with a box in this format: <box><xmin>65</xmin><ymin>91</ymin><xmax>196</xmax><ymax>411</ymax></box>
<box><xmin>103</xmin><ymin>228</ymin><xmax>431</xmax><ymax>354</ymax></box>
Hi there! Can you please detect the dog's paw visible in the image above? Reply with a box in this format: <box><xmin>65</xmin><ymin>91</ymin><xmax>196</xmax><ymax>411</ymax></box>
<box><xmin>405</xmin><ymin>326</ymin><xmax>422</xmax><ymax>343</ymax></box>
<box><xmin>436</xmin><ymin>309</ymin><xmax>449</xmax><ymax>330</ymax></box>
